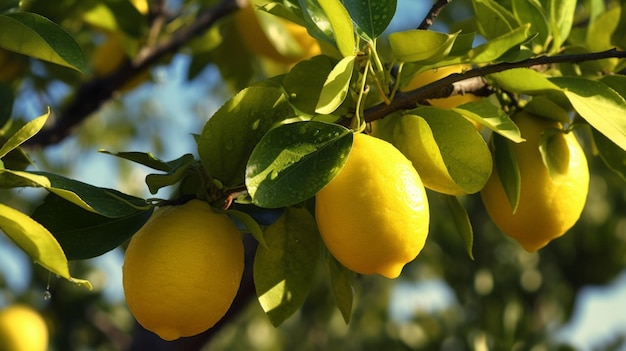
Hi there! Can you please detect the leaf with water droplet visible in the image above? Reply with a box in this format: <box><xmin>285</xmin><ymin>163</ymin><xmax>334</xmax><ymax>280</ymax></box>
<box><xmin>245</xmin><ymin>121</ymin><xmax>352</xmax><ymax>208</ymax></box>
<box><xmin>343</xmin><ymin>0</ymin><xmax>396</xmax><ymax>39</ymax></box>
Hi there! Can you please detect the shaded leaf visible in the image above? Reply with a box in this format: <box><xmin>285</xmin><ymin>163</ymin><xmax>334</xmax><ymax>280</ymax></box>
<box><xmin>0</xmin><ymin>83</ymin><xmax>12</xmax><ymax>127</ymax></box>
<box><xmin>31</xmin><ymin>193</ymin><xmax>153</xmax><ymax>260</ymax></box>
<box><xmin>444</xmin><ymin>195</ymin><xmax>474</xmax><ymax>260</ymax></box>
<box><xmin>327</xmin><ymin>253</ymin><xmax>354</xmax><ymax>323</ymax></box>
<box><xmin>592</xmin><ymin>127</ymin><xmax>626</xmax><ymax>182</ymax></box>
<box><xmin>492</xmin><ymin>133</ymin><xmax>520</xmax><ymax>212</ymax></box>
<box><xmin>227</xmin><ymin>209</ymin><xmax>268</xmax><ymax>249</ymax></box>
<box><xmin>254</xmin><ymin>207</ymin><xmax>320</xmax><ymax>326</ymax></box>
<box><xmin>283</xmin><ymin>55</ymin><xmax>337</xmax><ymax>114</ymax></box>
<box><xmin>344</xmin><ymin>0</ymin><xmax>396</xmax><ymax>39</ymax></box>
<box><xmin>538</xmin><ymin>128</ymin><xmax>570</xmax><ymax>179</ymax></box>
<box><xmin>512</xmin><ymin>0</ymin><xmax>549</xmax><ymax>48</ymax></box>
<box><xmin>0</xmin><ymin>203</ymin><xmax>92</xmax><ymax>289</ymax></box>
<box><xmin>246</xmin><ymin>121</ymin><xmax>352</xmax><ymax>208</ymax></box>
<box><xmin>0</xmin><ymin>12</ymin><xmax>86</xmax><ymax>72</ymax></box>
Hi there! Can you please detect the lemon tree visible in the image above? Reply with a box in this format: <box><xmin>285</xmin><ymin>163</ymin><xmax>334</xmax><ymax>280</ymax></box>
<box><xmin>1</xmin><ymin>0</ymin><xmax>626</xmax><ymax>349</ymax></box>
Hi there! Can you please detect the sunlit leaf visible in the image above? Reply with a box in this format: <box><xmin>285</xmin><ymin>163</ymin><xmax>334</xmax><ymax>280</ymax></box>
<box><xmin>0</xmin><ymin>203</ymin><xmax>92</xmax><ymax>289</ymax></box>
<box><xmin>283</xmin><ymin>55</ymin><xmax>337</xmax><ymax>114</ymax></box>
<box><xmin>0</xmin><ymin>109</ymin><xmax>48</xmax><ymax>158</ymax></box>
<box><xmin>0</xmin><ymin>12</ymin><xmax>86</xmax><ymax>72</ymax></box>
<box><xmin>315</xmin><ymin>55</ymin><xmax>355</xmax><ymax>114</ymax></box>
<box><xmin>254</xmin><ymin>207</ymin><xmax>320</xmax><ymax>326</ymax></box>
<box><xmin>489</xmin><ymin>67</ymin><xmax>561</xmax><ymax>95</ymax></box>
<box><xmin>551</xmin><ymin>76</ymin><xmax>626</xmax><ymax>151</ymax></box>
<box><xmin>343</xmin><ymin>0</ymin><xmax>396</xmax><ymax>39</ymax></box>
<box><xmin>465</xmin><ymin>24</ymin><xmax>532</xmax><ymax>63</ymax></box>
<box><xmin>100</xmin><ymin>151</ymin><xmax>195</xmax><ymax>172</ymax></box>
<box><xmin>472</xmin><ymin>0</ymin><xmax>519</xmax><ymax>39</ymax></box>
<box><xmin>512</xmin><ymin>0</ymin><xmax>549</xmax><ymax>48</ymax></box>
<box><xmin>389</xmin><ymin>30</ymin><xmax>458</xmax><ymax>63</ymax></box>
<box><xmin>246</xmin><ymin>121</ymin><xmax>352</xmax><ymax>208</ymax></box>
<box><xmin>31</xmin><ymin>193</ymin><xmax>153</xmax><ymax>260</ymax></box>
<box><xmin>317</xmin><ymin>0</ymin><xmax>355</xmax><ymax>57</ymax></box>
<box><xmin>545</xmin><ymin>0</ymin><xmax>576</xmax><ymax>50</ymax></box>
<box><xmin>444</xmin><ymin>195</ymin><xmax>474</xmax><ymax>260</ymax></box>
<box><xmin>453</xmin><ymin>100</ymin><xmax>524</xmax><ymax>142</ymax></box>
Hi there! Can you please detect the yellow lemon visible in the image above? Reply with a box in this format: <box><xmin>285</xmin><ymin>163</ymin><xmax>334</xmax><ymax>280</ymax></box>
<box><xmin>481</xmin><ymin>111</ymin><xmax>589</xmax><ymax>252</ymax></box>
<box><xmin>122</xmin><ymin>200</ymin><xmax>244</xmax><ymax>341</ymax></box>
<box><xmin>234</xmin><ymin>0</ymin><xmax>321</xmax><ymax>65</ymax></box>
<box><xmin>0</xmin><ymin>304</ymin><xmax>48</xmax><ymax>351</ymax></box>
<box><xmin>315</xmin><ymin>133</ymin><xmax>430</xmax><ymax>278</ymax></box>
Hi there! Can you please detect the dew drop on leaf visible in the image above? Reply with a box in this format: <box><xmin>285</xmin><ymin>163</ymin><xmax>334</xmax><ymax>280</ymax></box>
<box><xmin>43</xmin><ymin>290</ymin><xmax>52</xmax><ymax>301</ymax></box>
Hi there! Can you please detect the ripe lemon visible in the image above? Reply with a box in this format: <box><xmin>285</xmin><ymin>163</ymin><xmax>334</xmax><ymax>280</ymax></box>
<box><xmin>0</xmin><ymin>304</ymin><xmax>48</xmax><ymax>351</ymax></box>
<box><xmin>122</xmin><ymin>200</ymin><xmax>244</xmax><ymax>341</ymax></box>
<box><xmin>315</xmin><ymin>133</ymin><xmax>430</xmax><ymax>278</ymax></box>
<box><xmin>401</xmin><ymin>64</ymin><xmax>482</xmax><ymax>108</ymax></box>
<box><xmin>481</xmin><ymin>111</ymin><xmax>589</xmax><ymax>252</ymax></box>
<box><xmin>234</xmin><ymin>0</ymin><xmax>321</xmax><ymax>65</ymax></box>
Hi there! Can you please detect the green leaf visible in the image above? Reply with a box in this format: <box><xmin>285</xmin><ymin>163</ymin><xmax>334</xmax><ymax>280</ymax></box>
<box><xmin>31</xmin><ymin>193</ymin><xmax>153</xmax><ymax>260</ymax></box>
<box><xmin>491</xmin><ymin>133</ymin><xmax>520</xmax><ymax>212</ymax></box>
<box><xmin>465</xmin><ymin>24</ymin><xmax>532</xmax><ymax>63</ymax></box>
<box><xmin>592</xmin><ymin>127</ymin><xmax>626</xmax><ymax>182</ymax></box>
<box><xmin>389</xmin><ymin>30</ymin><xmax>458</xmax><ymax>63</ymax></box>
<box><xmin>0</xmin><ymin>12</ymin><xmax>86</xmax><ymax>72</ymax></box>
<box><xmin>544</xmin><ymin>0</ymin><xmax>576</xmax><ymax>51</ymax></box>
<box><xmin>144</xmin><ymin>155</ymin><xmax>196</xmax><ymax>194</ymax></box>
<box><xmin>444</xmin><ymin>195</ymin><xmax>474</xmax><ymax>260</ymax></box>
<box><xmin>414</xmin><ymin>107</ymin><xmax>493</xmax><ymax>194</ymax></box>
<box><xmin>317</xmin><ymin>0</ymin><xmax>355</xmax><ymax>57</ymax></box>
<box><xmin>538</xmin><ymin>128</ymin><xmax>570</xmax><ymax>179</ymax></box>
<box><xmin>82</xmin><ymin>0</ymin><xmax>147</xmax><ymax>38</ymax></box>
<box><xmin>343</xmin><ymin>0</ymin><xmax>396</xmax><ymax>39</ymax></box>
<box><xmin>326</xmin><ymin>253</ymin><xmax>353</xmax><ymax>323</ymax></box>
<box><xmin>254</xmin><ymin>207</ymin><xmax>320</xmax><ymax>327</ymax></box>
<box><xmin>472</xmin><ymin>0</ymin><xmax>519</xmax><ymax>39</ymax></box>
<box><xmin>227</xmin><ymin>209</ymin><xmax>268</xmax><ymax>249</ymax></box>
<box><xmin>246</xmin><ymin>121</ymin><xmax>352</xmax><ymax>208</ymax></box>
<box><xmin>524</xmin><ymin>95</ymin><xmax>571</xmax><ymax>124</ymax></box>
<box><xmin>488</xmin><ymin>67</ymin><xmax>562</xmax><ymax>95</ymax></box>
<box><xmin>100</xmin><ymin>151</ymin><xmax>195</xmax><ymax>172</ymax></box>
<box><xmin>550</xmin><ymin>76</ymin><xmax>626</xmax><ymax>151</ymax></box>
<box><xmin>512</xmin><ymin>0</ymin><xmax>550</xmax><ymax>48</ymax></box>
<box><xmin>0</xmin><ymin>110</ymin><xmax>48</xmax><ymax>159</ymax></box>
<box><xmin>283</xmin><ymin>55</ymin><xmax>337</xmax><ymax>114</ymax></box>
<box><xmin>453</xmin><ymin>100</ymin><xmax>524</xmax><ymax>142</ymax></box>
<box><xmin>315</xmin><ymin>55</ymin><xmax>355</xmax><ymax>114</ymax></box>
<box><xmin>0</xmin><ymin>203</ymin><xmax>92</xmax><ymax>289</ymax></box>
<box><xmin>197</xmin><ymin>86</ymin><xmax>297</xmax><ymax>186</ymax></box>
<box><xmin>0</xmin><ymin>169</ymin><xmax>150</xmax><ymax>217</ymax></box>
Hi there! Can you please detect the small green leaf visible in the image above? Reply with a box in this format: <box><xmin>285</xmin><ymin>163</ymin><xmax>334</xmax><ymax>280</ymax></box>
<box><xmin>0</xmin><ymin>203</ymin><xmax>92</xmax><ymax>289</ymax></box>
<box><xmin>31</xmin><ymin>193</ymin><xmax>153</xmax><ymax>260</ymax></box>
<box><xmin>444</xmin><ymin>195</ymin><xmax>474</xmax><ymax>260</ymax></box>
<box><xmin>227</xmin><ymin>209</ymin><xmax>268</xmax><ymax>249</ymax></box>
<box><xmin>512</xmin><ymin>0</ymin><xmax>549</xmax><ymax>48</ymax></box>
<box><xmin>0</xmin><ymin>169</ymin><xmax>150</xmax><ymax>217</ymax></box>
<box><xmin>100</xmin><ymin>151</ymin><xmax>195</xmax><ymax>172</ymax></box>
<box><xmin>327</xmin><ymin>253</ymin><xmax>354</xmax><ymax>323</ymax></box>
<box><xmin>465</xmin><ymin>24</ymin><xmax>532</xmax><ymax>63</ymax></box>
<box><xmin>551</xmin><ymin>76</ymin><xmax>626</xmax><ymax>151</ymax></box>
<box><xmin>0</xmin><ymin>109</ymin><xmax>48</xmax><ymax>158</ymax></box>
<box><xmin>472</xmin><ymin>0</ymin><xmax>519</xmax><ymax>39</ymax></box>
<box><xmin>592</xmin><ymin>127</ymin><xmax>626</xmax><ymax>182</ymax></box>
<box><xmin>489</xmin><ymin>67</ymin><xmax>561</xmax><ymax>95</ymax></box>
<box><xmin>492</xmin><ymin>133</ymin><xmax>520</xmax><ymax>212</ymax></box>
<box><xmin>343</xmin><ymin>0</ymin><xmax>396</xmax><ymax>39</ymax></box>
<box><xmin>0</xmin><ymin>12</ymin><xmax>86</xmax><ymax>72</ymax></box>
<box><xmin>315</xmin><ymin>55</ymin><xmax>355</xmax><ymax>114</ymax></box>
<box><xmin>197</xmin><ymin>86</ymin><xmax>297</xmax><ymax>186</ymax></box>
<box><xmin>317</xmin><ymin>0</ymin><xmax>355</xmax><ymax>57</ymax></box>
<box><xmin>254</xmin><ymin>207</ymin><xmax>320</xmax><ymax>327</ymax></box>
<box><xmin>453</xmin><ymin>100</ymin><xmax>524</xmax><ymax>143</ymax></box>
<box><xmin>389</xmin><ymin>30</ymin><xmax>458</xmax><ymax>63</ymax></box>
<box><xmin>538</xmin><ymin>128</ymin><xmax>570</xmax><ymax>179</ymax></box>
<box><xmin>545</xmin><ymin>0</ymin><xmax>576</xmax><ymax>51</ymax></box>
<box><xmin>144</xmin><ymin>155</ymin><xmax>196</xmax><ymax>194</ymax></box>
<box><xmin>283</xmin><ymin>55</ymin><xmax>337</xmax><ymax>114</ymax></box>
<box><xmin>246</xmin><ymin>121</ymin><xmax>352</xmax><ymax>208</ymax></box>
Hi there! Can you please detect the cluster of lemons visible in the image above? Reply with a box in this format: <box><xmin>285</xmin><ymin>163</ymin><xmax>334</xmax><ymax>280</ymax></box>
<box><xmin>120</xmin><ymin>4</ymin><xmax>589</xmax><ymax>343</ymax></box>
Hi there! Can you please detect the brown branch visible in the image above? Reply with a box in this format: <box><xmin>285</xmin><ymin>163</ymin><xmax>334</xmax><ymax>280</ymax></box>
<box><xmin>364</xmin><ymin>48</ymin><xmax>626</xmax><ymax>123</ymax></box>
<box><xmin>418</xmin><ymin>0</ymin><xmax>453</xmax><ymax>30</ymax></box>
<box><xmin>26</xmin><ymin>0</ymin><xmax>243</xmax><ymax>147</ymax></box>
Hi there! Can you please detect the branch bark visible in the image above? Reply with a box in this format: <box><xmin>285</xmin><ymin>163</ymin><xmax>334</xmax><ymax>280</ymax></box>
<box><xmin>418</xmin><ymin>0</ymin><xmax>453</xmax><ymax>29</ymax></box>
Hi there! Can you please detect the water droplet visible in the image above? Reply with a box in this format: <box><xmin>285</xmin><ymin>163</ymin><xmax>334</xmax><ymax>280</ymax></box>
<box><xmin>43</xmin><ymin>290</ymin><xmax>52</xmax><ymax>301</ymax></box>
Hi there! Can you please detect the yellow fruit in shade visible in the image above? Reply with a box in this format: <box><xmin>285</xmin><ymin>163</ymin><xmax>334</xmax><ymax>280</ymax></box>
<box><xmin>91</xmin><ymin>33</ymin><xmax>150</xmax><ymax>91</ymax></box>
<box><xmin>315</xmin><ymin>133</ymin><xmax>430</xmax><ymax>279</ymax></box>
<box><xmin>0</xmin><ymin>49</ymin><xmax>26</xmax><ymax>83</ymax></box>
<box><xmin>480</xmin><ymin>111</ymin><xmax>589</xmax><ymax>252</ymax></box>
<box><xmin>0</xmin><ymin>304</ymin><xmax>48</xmax><ymax>351</ymax></box>
<box><xmin>234</xmin><ymin>0</ymin><xmax>321</xmax><ymax>65</ymax></box>
<box><xmin>122</xmin><ymin>200</ymin><xmax>244</xmax><ymax>341</ymax></box>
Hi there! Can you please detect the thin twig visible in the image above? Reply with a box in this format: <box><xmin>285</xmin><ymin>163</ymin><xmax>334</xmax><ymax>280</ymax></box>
<box><xmin>418</xmin><ymin>0</ymin><xmax>453</xmax><ymax>30</ymax></box>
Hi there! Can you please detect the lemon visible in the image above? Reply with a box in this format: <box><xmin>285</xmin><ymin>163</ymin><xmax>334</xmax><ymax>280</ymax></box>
<box><xmin>122</xmin><ymin>200</ymin><xmax>244</xmax><ymax>341</ymax></box>
<box><xmin>0</xmin><ymin>304</ymin><xmax>48</xmax><ymax>351</ymax></box>
<box><xmin>481</xmin><ymin>111</ymin><xmax>589</xmax><ymax>252</ymax></box>
<box><xmin>315</xmin><ymin>133</ymin><xmax>430</xmax><ymax>278</ymax></box>
<box><xmin>234</xmin><ymin>0</ymin><xmax>321</xmax><ymax>65</ymax></box>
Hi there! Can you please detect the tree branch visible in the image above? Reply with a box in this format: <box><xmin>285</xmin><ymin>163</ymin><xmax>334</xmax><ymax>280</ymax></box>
<box><xmin>418</xmin><ymin>0</ymin><xmax>453</xmax><ymax>30</ymax></box>
<box><xmin>26</xmin><ymin>0</ymin><xmax>243</xmax><ymax>147</ymax></box>
<box><xmin>363</xmin><ymin>48</ymin><xmax>626</xmax><ymax>123</ymax></box>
